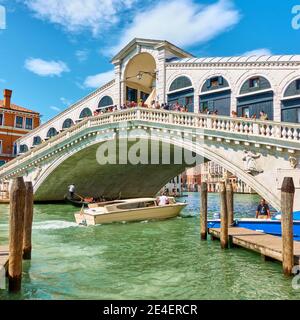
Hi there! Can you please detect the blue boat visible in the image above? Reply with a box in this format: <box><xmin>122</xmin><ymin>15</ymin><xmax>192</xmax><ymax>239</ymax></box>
<box><xmin>207</xmin><ymin>211</ymin><xmax>300</xmax><ymax>241</ymax></box>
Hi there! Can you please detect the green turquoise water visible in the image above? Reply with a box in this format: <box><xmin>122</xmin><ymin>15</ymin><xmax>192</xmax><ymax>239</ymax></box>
<box><xmin>1</xmin><ymin>193</ymin><xmax>300</xmax><ymax>300</ymax></box>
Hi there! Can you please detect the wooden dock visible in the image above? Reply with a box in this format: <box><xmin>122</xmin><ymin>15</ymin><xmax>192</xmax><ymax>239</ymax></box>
<box><xmin>209</xmin><ymin>227</ymin><xmax>300</xmax><ymax>265</ymax></box>
<box><xmin>0</xmin><ymin>245</ymin><xmax>9</xmax><ymax>271</ymax></box>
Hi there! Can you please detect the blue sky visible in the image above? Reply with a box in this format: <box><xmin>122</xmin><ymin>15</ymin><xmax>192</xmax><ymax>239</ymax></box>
<box><xmin>0</xmin><ymin>0</ymin><xmax>299</xmax><ymax>122</ymax></box>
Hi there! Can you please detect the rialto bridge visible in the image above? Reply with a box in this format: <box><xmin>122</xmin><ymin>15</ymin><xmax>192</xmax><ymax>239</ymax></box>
<box><xmin>0</xmin><ymin>107</ymin><xmax>300</xmax><ymax>212</ymax></box>
<box><xmin>1</xmin><ymin>38</ymin><xmax>300</xmax><ymax>210</ymax></box>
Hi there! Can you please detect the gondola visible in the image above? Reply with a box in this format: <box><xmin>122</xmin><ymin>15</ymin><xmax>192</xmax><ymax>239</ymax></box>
<box><xmin>64</xmin><ymin>195</ymin><xmax>95</xmax><ymax>208</ymax></box>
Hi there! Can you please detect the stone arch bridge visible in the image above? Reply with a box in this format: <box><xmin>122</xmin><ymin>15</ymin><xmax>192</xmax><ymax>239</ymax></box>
<box><xmin>0</xmin><ymin>108</ymin><xmax>300</xmax><ymax>212</ymax></box>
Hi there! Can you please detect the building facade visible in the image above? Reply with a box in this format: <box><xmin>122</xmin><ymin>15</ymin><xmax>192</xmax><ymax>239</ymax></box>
<box><xmin>0</xmin><ymin>89</ymin><xmax>40</xmax><ymax>165</ymax></box>
<box><xmin>16</xmin><ymin>38</ymin><xmax>300</xmax><ymax>151</ymax></box>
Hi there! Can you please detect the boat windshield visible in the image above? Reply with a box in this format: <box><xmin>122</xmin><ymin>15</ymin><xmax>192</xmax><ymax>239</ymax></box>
<box><xmin>116</xmin><ymin>201</ymin><xmax>156</xmax><ymax>210</ymax></box>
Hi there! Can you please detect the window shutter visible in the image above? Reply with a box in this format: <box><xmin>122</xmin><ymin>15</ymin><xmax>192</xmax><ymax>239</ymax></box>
<box><xmin>218</xmin><ymin>76</ymin><xmax>223</xmax><ymax>86</ymax></box>
<box><xmin>206</xmin><ymin>79</ymin><xmax>211</xmax><ymax>88</ymax></box>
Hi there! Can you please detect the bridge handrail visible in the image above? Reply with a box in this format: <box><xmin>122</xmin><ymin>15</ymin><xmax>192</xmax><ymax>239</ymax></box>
<box><xmin>1</xmin><ymin>107</ymin><xmax>300</xmax><ymax>176</ymax></box>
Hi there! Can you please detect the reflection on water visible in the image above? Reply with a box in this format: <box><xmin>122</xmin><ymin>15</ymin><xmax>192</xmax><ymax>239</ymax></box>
<box><xmin>0</xmin><ymin>193</ymin><xmax>299</xmax><ymax>300</ymax></box>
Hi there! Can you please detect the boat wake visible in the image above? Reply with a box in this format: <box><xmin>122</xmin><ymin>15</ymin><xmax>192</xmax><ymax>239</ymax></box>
<box><xmin>33</xmin><ymin>220</ymin><xmax>78</xmax><ymax>230</ymax></box>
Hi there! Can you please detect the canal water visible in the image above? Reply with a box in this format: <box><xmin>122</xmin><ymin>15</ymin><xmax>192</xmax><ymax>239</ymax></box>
<box><xmin>1</xmin><ymin>193</ymin><xmax>300</xmax><ymax>300</ymax></box>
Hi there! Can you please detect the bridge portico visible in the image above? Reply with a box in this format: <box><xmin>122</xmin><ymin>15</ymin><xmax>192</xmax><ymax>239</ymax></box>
<box><xmin>1</xmin><ymin>108</ymin><xmax>300</xmax><ymax>212</ymax></box>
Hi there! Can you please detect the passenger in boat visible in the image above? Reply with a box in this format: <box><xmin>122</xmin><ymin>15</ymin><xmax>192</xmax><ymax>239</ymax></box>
<box><xmin>256</xmin><ymin>199</ymin><xmax>271</xmax><ymax>219</ymax></box>
<box><xmin>157</xmin><ymin>192</ymin><xmax>170</xmax><ymax>206</ymax></box>
<box><xmin>68</xmin><ymin>184</ymin><xmax>75</xmax><ymax>199</ymax></box>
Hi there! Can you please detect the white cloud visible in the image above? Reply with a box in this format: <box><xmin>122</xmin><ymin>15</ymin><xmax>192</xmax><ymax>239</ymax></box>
<box><xmin>50</xmin><ymin>106</ymin><xmax>61</xmax><ymax>112</ymax></box>
<box><xmin>242</xmin><ymin>48</ymin><xmax>272</xmax><ymax>56</ymax></box>
<box><xmin>75</xmin><ymin>49</ymin><xmax>89</xmax><ymax>62</ymax></box>
<box><xmin>109</xmin><ymin>0</ymin><xmax>240</xmax><ymax>55</ymax></box>
<box><xmin>24</xmin><ymin>0</ymin><xmax>136</xmax><ymax>36</ymax></box>
<box><xmin>25</xmin><ymin>58</ymin><xmax>70</xmax><ymax>77</ymax></box>
<box><xmin>60</xmin><ymin>97</ymin><xmax>72</xmax><ymax>106</ymax></box>
<box><xmin>83</xmin><ymin>70</ymin><xmax>115</xmax><ymax>89</ymax></box>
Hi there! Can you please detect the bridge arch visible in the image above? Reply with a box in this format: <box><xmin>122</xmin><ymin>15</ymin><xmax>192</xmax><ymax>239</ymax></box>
<box><xmin>123</xmin><ymin>52</ymin><xmax>157</xmax><ymax>103</ymax></box>
<box><xmin>167</xmin><ymin>75</ymin><xmax>194</xmax><ymax>112</ymax></box>
<box><xmin>199</xmin><ymin>75</ymin><xmax>231</xmax><ymax>116</ymax></box>
<box><xmin>33</xmin><ymin>131</ymin><xmax>281</xmax><ymax>211</ymax></box>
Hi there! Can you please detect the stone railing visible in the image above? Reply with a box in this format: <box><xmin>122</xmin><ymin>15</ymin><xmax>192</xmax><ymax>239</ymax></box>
<box><xmin>1</xmin><ymin>107</ymin><xmax>300</xmax><ymax>177</ymax></box>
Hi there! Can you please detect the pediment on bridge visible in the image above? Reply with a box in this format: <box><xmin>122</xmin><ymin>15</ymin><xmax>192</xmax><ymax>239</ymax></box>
<box><xmin>111</xmin><ymin>38</ymin><xmax>194</xmax><ymax>64</ymax></box>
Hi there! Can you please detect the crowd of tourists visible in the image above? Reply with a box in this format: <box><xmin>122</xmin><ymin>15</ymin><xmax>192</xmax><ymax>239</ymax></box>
<box><xmin>93</xmin><ymin>99</ymin><xmax>269</xmax><ymax>122</ymax></box>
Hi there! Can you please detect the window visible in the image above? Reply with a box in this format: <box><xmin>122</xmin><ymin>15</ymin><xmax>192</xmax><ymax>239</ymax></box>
<box><xmin>296</xmin><ymin>79</ymin><xmax>300</xmax><ymax>91</ymax></box>
<box><xmin>0</xmin><ymin>160</ymin><xmax>6</xmax><ymax>167</ymax></box>
<box><xmin>249</xmin><ymin>78</ymin><xmax>260</xmax><ymax>88</ymax></box>
<box><xmin>25</xmin><ymin>118</ymin><xmax>33</xmax><ymax>130</ymax></box>
<box><xmin>169</xmin><ymin>76</ymin><xmax>192</xmax><ymax>92</ymax></box>
<box><xmin>99</xmin><ymin>96</ymin><xmax>113</xmax><ymax>109</ymax></box>
<box><xmin>62</xmin><ymin>118</ymin><xmax>74</xmax><ymax>129</ymax></box>
<box><xmin>15</xmin><ymin>116</ymin><xmax>23</xmax><ymax>128</ymax></box>
<box><xmin>19</xmin><ymin>144</ymin><xmax>29</xmax><ymax>153</ymax></box>
<box><xmin>0</xmin><ymin>113</ymin><xmax>3</xmax><ymax>126</ymax></box>
<box><xmin>47</xmin><ymin>127</ymin><xmax>58</xmax><ymax>138</ymax></box>
<box><xmin>33</xmin><ymin>136</ymin><xmax>42</xmax><ymax>146</ymax></box>
<box><xmin>79</xmin><ymin>108</ymin><xmax>92</xmax><ymax>119</ymax></box>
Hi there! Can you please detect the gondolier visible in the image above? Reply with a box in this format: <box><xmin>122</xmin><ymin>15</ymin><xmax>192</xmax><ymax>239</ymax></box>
<box><xmin>68</xmin><ymin>184</ymin><xmax>75</xmax><ymax>199</ymax></box>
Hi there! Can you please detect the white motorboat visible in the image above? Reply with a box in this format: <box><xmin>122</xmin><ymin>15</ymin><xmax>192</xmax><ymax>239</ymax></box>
<box><xmin>74</xmin><ymin>197</ymin><xmax>187</xmax><ymax>226</ymax></box>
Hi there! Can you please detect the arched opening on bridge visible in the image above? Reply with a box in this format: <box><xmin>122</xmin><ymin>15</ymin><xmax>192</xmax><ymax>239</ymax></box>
<box><xmin>124</xmin><ymin>52</ymin><xmax>156</xmax><ymax>105</ymax></box>
<box><xmin>33</xmin><ymin>136</ymin><xmax>42</xmax><ymax>146</ymax></box>
<box><xmin>281</xmin><ymin>78</ymin><xmax>300</xmax><ymax>123</ymax></box>
<box><xmin>62</xmin><ymin>118</ymin><xmax>74</xmax><ymax>129</ymax></box>
<box><xmin>47</xmin><ymin>127</ymin><xmax>58</xmax><ymax>139</ymax></box>
<box><xmin>237</xmin><ymin>76</ymin><xmax>273</xmax><ymax>119</ymax></box>
<box><xmin>167</xmin><ymin>76</ymin><xmax>194</xmax><ymax>112</ymax></box>
<box><xmin>199</xmin><ymin>76</ymin><xmax>231</xmax><ymax>115</ymax></box>
<box><xmin>98</xmin><ymin>96</ymin><xmax>114</xmax><ymax>109</ymax></box>
<box><xmin>79</xmin><ymin>107</ymin><xmax>92</xmax><ymax>119</ymax></box>
<box><xmin>19</xmin><ymin>144</ymin><xmax>29</xmax><ymax>153</ymax></box>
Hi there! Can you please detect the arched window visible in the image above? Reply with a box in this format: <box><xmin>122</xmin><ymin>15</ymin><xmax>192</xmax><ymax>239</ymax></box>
<box><xmin>201</xmin><ymin>76</ymin><xmax>229</xmax><ymax>92</ymax></box>
<box><xmin>169</xmin><ymin>76</ymin><xmax>192</xmax><ymax>92</ymax></box>
<box><xmin>239</xmin><ymin>76</ymin><xmax>271</xmax><ymax>95</ymax></box>
<box><xmin>19</xmin><ymin>144</ymin><xmax>29</xmax><ymax>153</ymax></box>
<box><xmin>284</xmin><ymin>79</ymin><xmax>300</xmax><ymax>98</ymax></box>
<box><xmin>33</xmin><ymin>136</ymin><xmax>42</xmax><ymax>146</ymax></box>
<box><xmin>62</xmin><ymin>118</ymin><xmax>74</xmax><ymax>129</ymax></box>
<box><xmin>237</xmin><ymin>76</ymin><xmax>273</xmax><ymax>120</ymax></box>
<box><xmin>281</xmin><ymin>78</ymin><xmax>300</xmax><ymax>123</ymax></box>
<box><xmin>79</xmin><ymin>108</ymin><xmax>92</xmax><ymax>119</ymax></box>
<box><xmin>47</xmin><ymin>127</ymin><xmax>58</xmax><ymax>138</ymax></box>
<box><xmin>199</xmin><ymin>76</ymin><xmax>231</xmax><ymax>116</ymax></box>
<box><xmin>98</xmin><ymin>96</ymin><xmax>113</xmax><ymax>109</ymax></box>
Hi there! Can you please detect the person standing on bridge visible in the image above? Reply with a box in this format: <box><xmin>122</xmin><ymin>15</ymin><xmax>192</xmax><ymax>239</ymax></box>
<box><xmin>256</xmin><ymin>199</ymin><xmax>271</xmax><ymax>219</ymax></box>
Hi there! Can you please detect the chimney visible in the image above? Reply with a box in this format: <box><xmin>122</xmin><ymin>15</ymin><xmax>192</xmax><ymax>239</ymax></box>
<box><xmin>3</xmin><ymin>89</ymin><xmax>12</xmax><ymax>109</ymax></box>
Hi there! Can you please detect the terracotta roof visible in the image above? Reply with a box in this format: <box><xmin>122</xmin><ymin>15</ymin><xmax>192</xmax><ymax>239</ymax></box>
<box><xmin>0</xmin><ymin>100</ymin><xmax>39</xmax><ymax>115</ymax></box>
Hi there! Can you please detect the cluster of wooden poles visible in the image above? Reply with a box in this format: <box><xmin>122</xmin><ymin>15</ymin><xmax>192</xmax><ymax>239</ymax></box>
<box><xmin>8</xmin><ymin>176</ymin><xmax>34</xmax><ymax>293</ymax></box>
<box><xmin>199</xmin><ymin>177</ymin><xmax>296</xmax><ymax>276</ymax></box>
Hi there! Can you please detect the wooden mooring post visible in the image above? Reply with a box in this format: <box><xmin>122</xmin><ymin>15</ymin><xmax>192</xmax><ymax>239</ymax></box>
<box><xmin>23</xmin><ymin>182</ymin><xmax>34</xmax><ymax>260</ymax></box>
<box><xmin>281</xmin><ymin>177</ymin><xmax>295</xmax><ymax>276</ymax></box>
<box><xmin>226</xmin><ymin>182</ymin><xmax>234</xmax><ymax>226</ymax></box>
<box><xmin>200</xmin><ymin>182</ymin><xmax>208</xmax><ymax>240</ymax></box>
<box><xmin>8</xmin><ymin>177</ymin><xmax>26</xmax><ymax>292</ymax></box>
<box><xmin>220</xmin><ymin>181</ymin><xmax>228</xmax><ymax>249</ymax></box>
